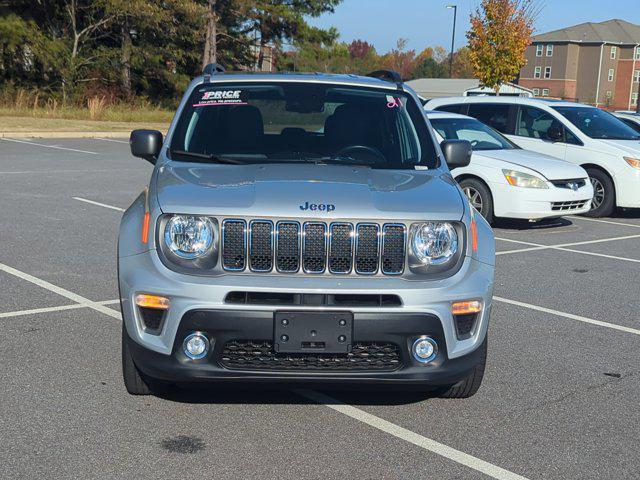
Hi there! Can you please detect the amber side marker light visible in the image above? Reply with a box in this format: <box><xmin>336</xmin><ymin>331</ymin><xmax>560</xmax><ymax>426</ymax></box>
<box><xmin>141</xmin><ymin>211</ymin><xmax>150</xmax><ymax>244</ymax></box>
<box><xmin>470</xmin><ymin>218</ymin><xmax>478</xmax><ymax>253</ymax></box>
<box><xmin>135</xmin><ymin>294</ymin><xmax>170</xmax><ymax>310</ymax></box>
<box><xmin>451</xmin><ymin>300</ymin><xmax>482</xmax><ymax>315</ymax></box>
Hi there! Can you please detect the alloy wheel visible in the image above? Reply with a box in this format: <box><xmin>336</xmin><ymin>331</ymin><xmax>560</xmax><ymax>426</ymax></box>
<box><xmin>463</xmin><ymin>186</ymin><xmax>483</xmax><ymax>212</ymax></box>
<box><xmin>590</xmin><ymin>177</ymin><xmax>605</xmax><ymax>210</ymax></box>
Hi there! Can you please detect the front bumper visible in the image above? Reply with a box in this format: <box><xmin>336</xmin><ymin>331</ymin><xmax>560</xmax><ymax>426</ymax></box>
<box><xmin>125</xmin><ymin>309</ymin><xmax>487</xmax><ymax>386</ymax></box>
<box><xmin>489</xmin><ymin>180</ymin><xmax>593</xmax><ymax>219</ymax></box>
<box><xmin>119</xmin><ymin>250</ymin><xmax>493</xmax><ymax>384</ymax></box>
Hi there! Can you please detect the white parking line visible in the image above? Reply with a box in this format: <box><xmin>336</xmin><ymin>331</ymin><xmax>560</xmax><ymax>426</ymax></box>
<box><xmin>493</xmin><ymin>296</ymin><xmax>640</xmax><ymax>336</ymax></box>
<box><xmin>73</xmin><ymin>197</ymin><xmax>125</xmax><ymax>212</ymax></box>
<box><xmin>1</xmin><ymin>138</ymin><xmax>99</xmax><ymax>155</ymax></box>
<box><xmin>0</xmin><ymin>262</ymin><xmax>120</xmax><ymax>320</ymax></box>
<box><xmin>296</xmin><ymin>389</ymin><xmax>529</xmax><ymax>480</ymax></box>
<box><xmin>0</xmin><ymin>303</ymin><xmax>89</xmax><ymax>319</ymax></box>
<box><xmin>95</xmin><ymin>137</ymin><xmax>129</xmax><ymax>144</ymax></box>
<box><xmin>0</xmin><ymin>299</ymin><xmax>119</xmax><ymax>319</ymax></box>
<box><xmin>568</xmin><ymin>215</ymin><xmax>640</xmax><ymax>229</ymax></box>
<box><xmin>496</xmin><ymin>235</ymin><xmax>640</xmax><ymax>263</ymax></box>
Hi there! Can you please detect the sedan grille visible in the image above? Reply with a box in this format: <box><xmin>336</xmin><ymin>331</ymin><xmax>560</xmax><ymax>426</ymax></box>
<box><xmin>551</xmin><ymin>200</ymin><xmax>590</xmax><ymax>211</ymax></box>
<box><xmin>221</xmin><ymin>219</ymin><xmax>405</xmax><ymax>276</ymax></box>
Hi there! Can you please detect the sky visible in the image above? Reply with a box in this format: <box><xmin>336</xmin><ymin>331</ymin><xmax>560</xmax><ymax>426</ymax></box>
<box><xmin>308</xmin><ymin>0</ymin><xmax>640</xmax><ymax>54</ymax></box>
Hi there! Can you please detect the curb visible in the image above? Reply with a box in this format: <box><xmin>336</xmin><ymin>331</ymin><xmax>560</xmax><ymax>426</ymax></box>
<box><xmin>0</xmin><ymin>131</ymin><xmax>133</xmax><ymax>139</ymax></box>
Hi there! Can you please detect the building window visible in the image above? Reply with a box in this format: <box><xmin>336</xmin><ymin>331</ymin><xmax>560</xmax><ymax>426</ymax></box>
<box><xmin>605</xmin><ymin>91</ymin><xmax>612</xmax><ymax>99</ymax></box>
<box><xmin>533</xmin><ymin>88</ymin><xmax>540</xmax><ymax>96</ymax></box>
<box><xmin>634</xmin><ymin>70</ymin><xmax>640</xmax><ymax>83</ymax></box>
<box><xmin>635</xmin><ymin>47</ymin><xmax>640</xmax><ymax>60</ymax></box>
<box><xmin>632</xmin><ymin>93</ymin><xmax>638</xmax><ymax>106</ymax></box>
<box><xmin>536</xmin><ymin>45</ymin><xmax>543</xmax><ymax>57</ymax></box>
<box><xmin>542</xmin><ymin>88</ymin><xmax>550</xmax><ymax>97</ymax></box>
<box><xmin>611</xmin><ymin>46</ymin><xmax>617</xmax><ymax>59</ymax></box>
<box><xmin>544</xmin><ymin>66</ymin><xmax>552</xmax><ymax>79</ymax></box>
<box><xmin>608</xmin><ymin>68</ymin><xmax>615</xmax><ymax>82</ymax></box>
<box><xmin>546</xmin><ymin>45</ymin><xmax>553</xmax><ymax>57</ymax></box>
<box><xmin>534</xmin><ymin>66</ymin><xmax>542</xmax><ymax>79</ymax></box>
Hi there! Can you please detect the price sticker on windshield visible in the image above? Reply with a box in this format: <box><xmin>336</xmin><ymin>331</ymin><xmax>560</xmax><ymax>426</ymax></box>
<box><xmin>194</xmin><ymin>89</ymin><xmax>247</xmax><ymax>107</ymax></box>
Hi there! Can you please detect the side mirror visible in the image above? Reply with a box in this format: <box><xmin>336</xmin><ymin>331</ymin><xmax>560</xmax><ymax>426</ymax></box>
<box><xmin>130</xmin><ymin>129</ymin><xmax>163</xmax><ymax>164</ymax></box>
<box><xmin>441</xmin><ymin>139</ymin><xmax>472</xmax><ymax>169</ymax></box>
<box><xmin>547</xmin><ymin>124</ymin><xmax>564</xmax><ymax>142</ymax></box>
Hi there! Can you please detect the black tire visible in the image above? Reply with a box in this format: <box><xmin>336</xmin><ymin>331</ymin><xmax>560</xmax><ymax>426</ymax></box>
<box><xmin>584</xmin><ymin>168</ymin><xmax>615</xmax><ymax>218</ymax></box>
<box><xmin>437</xmin><ymin>338</ymin><xmax>487</xmax><ymax>399</ymax></box>
<box><xmin>458</xmin><ymin>178</ymin><xmax>494</xmax><ymax>224</ymax></box>
<box><xmin>122</xmin><ymin>324</ymin><xmax>168</xmax><ymax>395</ymax></box>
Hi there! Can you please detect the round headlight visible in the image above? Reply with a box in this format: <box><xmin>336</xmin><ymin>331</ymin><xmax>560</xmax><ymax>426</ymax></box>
<box><xmin>410</xmin><ymin>222</ymin><xmax>458</xmax><ymax>265</ymax></box>
<box><xmin>164</xmin><ymin>215</ymin><xmax>215</xmax><ymax>259</ymax></box>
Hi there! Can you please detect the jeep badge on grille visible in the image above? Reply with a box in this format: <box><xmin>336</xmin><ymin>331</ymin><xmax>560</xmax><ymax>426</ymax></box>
<box><xmin>299</xmin><ymin>202</ymin><xmax>336</xmax><ymax>212</ymax></box>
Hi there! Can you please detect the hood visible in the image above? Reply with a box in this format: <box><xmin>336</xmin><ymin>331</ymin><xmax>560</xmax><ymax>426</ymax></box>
<box><xmin>597</xmin><ymin>139</ymin><xmax>640</xmax><ymax>157</ymax></box>
<box><xmin>475</xmin><ymin>149</ymin><xmax>587</xmax><ymax>180</ymax></box>
<box><xmin>155</xmin><ymin>162</ymin><xmax>464</xmax><ymax>221</ymax></box>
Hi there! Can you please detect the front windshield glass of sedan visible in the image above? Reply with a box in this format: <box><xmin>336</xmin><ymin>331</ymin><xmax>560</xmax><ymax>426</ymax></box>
<box><xmin>169</xmin><ymin>82</ymin><xmax>438</xmax><ymax>169</ymax></box>
<box><xmin>553</xmin><ymin>106</ymin><xmax>640</xmax><ymax>140</ymax></box>
<box><xmin>430</xmin><ymin>117</ymin><xmax>516</xmax><ymax>151</ymax></box>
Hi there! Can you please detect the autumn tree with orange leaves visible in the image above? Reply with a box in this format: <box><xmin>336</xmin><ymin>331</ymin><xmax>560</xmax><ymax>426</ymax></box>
<box><xmin>467</xmin><ymin>0</ymin><xmax>535</xmax><ymax>93</ymax></box>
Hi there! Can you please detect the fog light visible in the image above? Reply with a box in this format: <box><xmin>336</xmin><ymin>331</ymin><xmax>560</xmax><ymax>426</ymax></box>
<box><xmin>183</xmin><ymin>332</ymin><xmax>210</xmax><ymax>360</ymax></box>
<box><xmin>412</xmin><ymin>336</ymin><xmax>438</xmax><ymax>364</ymax></box>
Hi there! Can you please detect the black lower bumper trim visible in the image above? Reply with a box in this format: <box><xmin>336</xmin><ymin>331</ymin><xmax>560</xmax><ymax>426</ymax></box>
<box><xmin>127</xmin><ymin>309</ymin><xmax>486</xmax><ymax>386</ymax></box>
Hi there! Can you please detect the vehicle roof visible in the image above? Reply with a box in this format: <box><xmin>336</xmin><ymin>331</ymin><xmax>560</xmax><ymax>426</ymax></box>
<box><xmin>427</xmin><ymin>96</ymin><xmax>592</xmax><ymax>109</ymax></box>
<box><xmin>197</xmin><ymin>72</ymin><xmax>400</xmax><ymax>91</ymax></box>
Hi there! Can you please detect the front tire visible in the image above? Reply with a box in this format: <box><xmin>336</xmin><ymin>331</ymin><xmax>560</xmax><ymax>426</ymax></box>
<box><xmin>122</xmin><ymin>324</ymin><xmax>168</xmax><ymax>396</ymax></box>
<box><xmin>584</xmin><ymin>168</ymin><xmax>615</xmax><ymax>217</ymax></box>
<box><xmin>459</xmin><ymin>178</ymin><xmax>494</xmax><ymax>224</ymax></box>
<box><xmin>437</xmin><ymin>339</ymin><xmax>487</xmax><ymax>399</ymax></box>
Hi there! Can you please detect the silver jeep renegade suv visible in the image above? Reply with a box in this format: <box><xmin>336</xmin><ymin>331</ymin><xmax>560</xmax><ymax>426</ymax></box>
<box><xmin>119</xmin><ymin>66</ymin><xmax>495</xmax><ymax>398</ymax></box>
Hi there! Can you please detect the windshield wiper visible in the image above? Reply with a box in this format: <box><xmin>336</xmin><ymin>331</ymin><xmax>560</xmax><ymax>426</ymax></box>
<box><xmin>169</xmin><ymin>149</ymin><xmax>247</xmax><ymax>164</ymax></box>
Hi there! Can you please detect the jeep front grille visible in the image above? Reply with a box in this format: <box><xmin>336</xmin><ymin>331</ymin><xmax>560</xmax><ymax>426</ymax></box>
<box><xmin>221</xmin><ymin>219</ymin><xmax>406</xmax><ymax>275</ymax></box>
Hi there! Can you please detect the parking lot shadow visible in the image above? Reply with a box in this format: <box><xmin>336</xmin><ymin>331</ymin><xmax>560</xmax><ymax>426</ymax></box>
<box><xmin>156</xmin><ymin>384</ymin><xmax>434</xmax><ymax>406</ymax></box>
<box><xmin>494</xmin><ymin>217</ymin><xmax>572</xmax><ymax>230</ymax></box>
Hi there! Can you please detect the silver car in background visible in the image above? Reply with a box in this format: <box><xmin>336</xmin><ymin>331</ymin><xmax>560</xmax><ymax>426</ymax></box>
<box><xmin>119</xmin><ymin>67</ymin><xmax>495</xmax><ymax>398</ymax></box>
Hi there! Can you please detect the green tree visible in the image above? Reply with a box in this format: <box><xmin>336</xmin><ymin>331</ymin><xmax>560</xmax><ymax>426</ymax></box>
<box><xmin>467</xmin><ymin>0</ymin><xmax>535</xmax><ymax>93</ymax></box>
<box><xmin>242</xmin><ymin>0</ymin><xmax>342</xmax><ymax>70</ymax></box>
<box><xmin>412</xmin><ymin>57</ymin><xmax>446</xmax><ymax>79</ymax></box>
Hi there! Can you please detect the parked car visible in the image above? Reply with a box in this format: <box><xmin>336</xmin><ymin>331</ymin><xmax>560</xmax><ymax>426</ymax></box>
<box><xmin>118</xmin><ymin>66</ymin><xmax>495</xmax><ymax>398</ymax></box>
<box><xmin>425</xmin><ymin>97</ymin><xmax>640</xmax><ymax>217</ymax></box>
<box><xmin>613</xmin><ymin>111</ymin><xmax>640</xmax><ymax>133</ymax></box>
<box><xmin>425</xmin><ymin>111</ymin><xmax>593</xmax><ymax>223</ymax></box>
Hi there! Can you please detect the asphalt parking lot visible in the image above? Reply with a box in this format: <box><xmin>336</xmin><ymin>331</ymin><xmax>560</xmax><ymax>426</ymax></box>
<box><xmin>1</xmin><ymin>137</ymin><xmax>639</xmax><ymax>480</ymax></box>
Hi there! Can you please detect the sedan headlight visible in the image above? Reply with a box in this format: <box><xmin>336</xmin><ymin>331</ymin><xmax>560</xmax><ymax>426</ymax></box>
<box><xmin>410</xmin><ymin>222</ymin><xmax>458</xmax><ymax>266</ymax></box>
<box><xmin>164</xmin><ymin>215</ymin><xmax>215</xmax><ymax>259</ymax></box>
<box><xmin>624</xmin><ymin>156</ymin><xmax>640</xmax><ymax>170</ymax></box>
<box><xmin>502</xmin><ymin>169</ymin><xmax>548</xmax><ymax>189</ymax></box>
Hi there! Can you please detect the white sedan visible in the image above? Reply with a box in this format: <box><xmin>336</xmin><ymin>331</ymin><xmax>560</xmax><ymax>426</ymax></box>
<box><xmin>426</xmin><ymin>111</ymin><xmax>593</xmax><ymax>223</ymax></box>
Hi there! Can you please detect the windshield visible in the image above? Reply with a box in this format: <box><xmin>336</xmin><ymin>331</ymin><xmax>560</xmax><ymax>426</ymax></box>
<box><xmin>169</xmin><ymin>82</ymin><xmax>438</xmax><ymax>169</ymax></box>
<box><xmin>430</xmin><ymin>117</ymin><xmax>516</xmax><ymax>151</ymax></box>
<box><xmin>553</xmin><ymin>106</ymin><xmax>640</xmax><ymax>140</ymax></box>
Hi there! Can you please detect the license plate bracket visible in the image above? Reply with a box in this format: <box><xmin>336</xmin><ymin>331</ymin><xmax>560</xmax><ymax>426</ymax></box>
<box><xmin>274</xmin><ymin>311</ymin><xmax>353</xmax><ymax>354</ymax></box>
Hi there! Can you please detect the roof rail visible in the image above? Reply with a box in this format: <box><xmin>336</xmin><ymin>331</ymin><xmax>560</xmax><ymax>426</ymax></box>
<box><xmin>203</xmin><ymin>63</ymin><xmax>225</xmax><ymax>82</ymax></box>
<box><xmin>366</xmin><ymin>69</ymin><xmax>403</xmax><ymax>90</ymax></box>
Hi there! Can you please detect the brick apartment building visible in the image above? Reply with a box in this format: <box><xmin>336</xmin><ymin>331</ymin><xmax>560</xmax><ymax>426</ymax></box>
<box><xmin>518</xmin><ymin>19</ymin><xmax>640</xmax><ymax>110</ymax></box>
